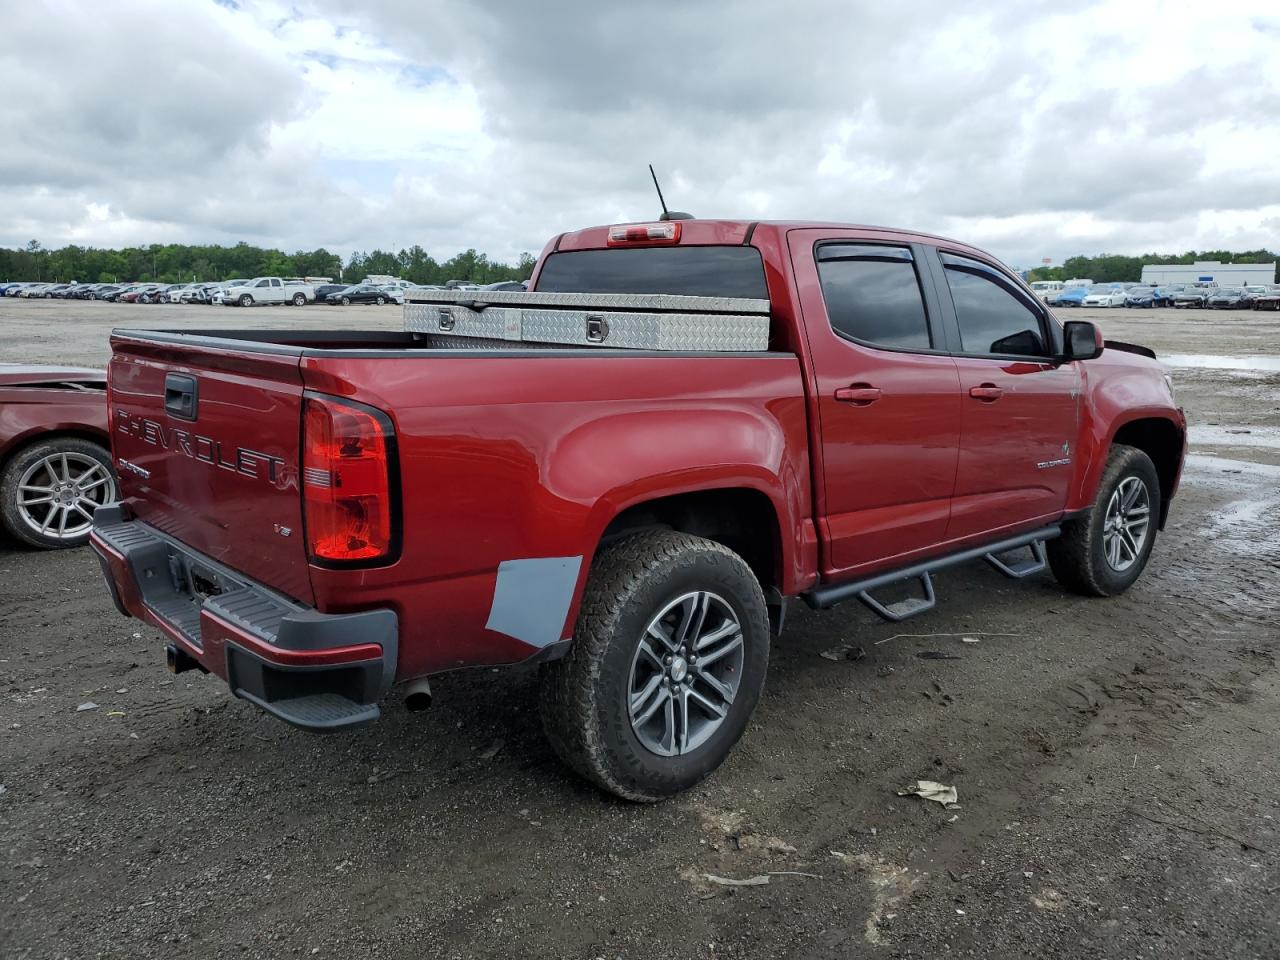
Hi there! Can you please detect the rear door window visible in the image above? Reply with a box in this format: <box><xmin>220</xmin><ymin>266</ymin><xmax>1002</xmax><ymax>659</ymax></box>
<box><xmin>815</xmin><ymin>244</ymin><xmax>931</xmax><ymax>350</ymax></box>
<box><xmin>536</xmin><ymin>246</ymin><xmax>767</xmax><ymax>299</ymax></box>
<box><xmin>940</xmin><ymin>254</ymin><xmax>1049</xmax><ymax>358</ymax></box>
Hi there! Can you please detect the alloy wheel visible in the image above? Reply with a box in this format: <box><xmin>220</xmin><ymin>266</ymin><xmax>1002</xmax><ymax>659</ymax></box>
<box><xmin>1102</xmin><ymin>475</ymin><xmax>1150</xmax><ymax>572</ymax></box>
<box><xmin>627</xmin><ymin>591</ymin><xmax>744</xmax><ymax>757</ymax></box>
<box><xmin>16</xmin><ymin>452</ymin><xmax>116</xmax><ymax>542</ymax></box>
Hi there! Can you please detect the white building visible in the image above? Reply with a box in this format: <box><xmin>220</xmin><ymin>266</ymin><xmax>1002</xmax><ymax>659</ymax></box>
<box><xmin>1140</xmin><ymin>261</ymin><xmax>1276</xmax><ymax>286</ymax></box>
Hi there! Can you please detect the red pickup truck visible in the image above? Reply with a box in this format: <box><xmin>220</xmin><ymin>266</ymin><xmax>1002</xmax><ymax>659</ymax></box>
<box><xmin>92</xmin><ymin>219</ymin><xmax>1185</xmax><ymax>800</ymax></box>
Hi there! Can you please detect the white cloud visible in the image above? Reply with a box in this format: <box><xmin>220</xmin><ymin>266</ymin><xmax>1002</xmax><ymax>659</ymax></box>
<box><xmin>1</xmin><ymin>0</ymin><xmax>1278</xmax><ymax>269</ymax></box>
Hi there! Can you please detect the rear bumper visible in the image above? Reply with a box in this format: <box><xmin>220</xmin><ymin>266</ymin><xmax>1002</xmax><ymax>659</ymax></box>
<box><xmin>90</xmin><ymin>505</ymin><xmax>398</xmax><ymax>732</ymax></box>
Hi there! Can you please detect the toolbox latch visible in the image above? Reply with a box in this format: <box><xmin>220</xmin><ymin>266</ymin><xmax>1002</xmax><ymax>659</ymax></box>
<box><xmin>586</xmin><ymin>315</ymin><xmax>609</xmax><ymax>343</ymax></box>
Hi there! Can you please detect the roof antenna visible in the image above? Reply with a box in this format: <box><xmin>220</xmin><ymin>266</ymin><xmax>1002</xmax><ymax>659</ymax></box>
<box><xmin>649</xmin><ymin>164</ymin><xmax>693</xmax><ymax>221</ymax></box>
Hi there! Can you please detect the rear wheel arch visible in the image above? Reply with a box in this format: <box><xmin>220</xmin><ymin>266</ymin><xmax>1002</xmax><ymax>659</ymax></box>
<box><xmin>1</xmin><ymin>426</ymin><xmax>111</xmax><ymax>468</ymax></box>
<box><xmin>590</xmin><ymin>487</ymin><xmax>784</xmax><ymax>598</ymax></box>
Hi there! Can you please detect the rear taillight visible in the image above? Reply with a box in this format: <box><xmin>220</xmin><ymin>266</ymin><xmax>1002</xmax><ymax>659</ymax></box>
<box><xmin>606</xmin><ymin>221</ymin><xmax>681</xmax><ymax>246</ymax></box>
<box><xmin>302</xmin><ymin>395</ymin><xmax>396</xmax><ymax>565</ymax></box>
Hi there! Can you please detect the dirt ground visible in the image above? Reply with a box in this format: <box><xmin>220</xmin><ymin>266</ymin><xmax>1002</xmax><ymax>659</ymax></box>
<box><xmin>2</xmin><ymin>299</ymin><xmax>1279</xmax><ymax>959</ymax></box>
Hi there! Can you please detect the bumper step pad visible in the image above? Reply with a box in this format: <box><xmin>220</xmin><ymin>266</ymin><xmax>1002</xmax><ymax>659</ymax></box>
<box><xmin>91</xmin><ymin>507</ymin><xmax>398</xmax><ymax>733</ymax></box>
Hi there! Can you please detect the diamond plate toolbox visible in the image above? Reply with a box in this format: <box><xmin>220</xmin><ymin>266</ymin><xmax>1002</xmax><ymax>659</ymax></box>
<box><xmin>404</xmin><ymin>289</ymin><xmax>771</xmax><ymax>352</ymax></box>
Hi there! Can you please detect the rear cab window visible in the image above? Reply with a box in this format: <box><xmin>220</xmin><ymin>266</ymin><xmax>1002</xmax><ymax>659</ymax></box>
<box><xmin>534</xmin><ymin>246</ymin><xmax>767</xmax><ymax>299</ymax></box>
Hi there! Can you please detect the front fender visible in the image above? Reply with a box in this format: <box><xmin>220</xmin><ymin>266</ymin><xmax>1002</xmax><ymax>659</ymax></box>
<box><xmin>1066</xmin><ymin>355</ymin><xmax>1186</xmax><ymax>513</ymax></box>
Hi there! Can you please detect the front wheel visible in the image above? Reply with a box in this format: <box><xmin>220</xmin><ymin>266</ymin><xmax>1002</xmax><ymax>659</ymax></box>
<box><xmin>238</xmin><ymin>294</ymin><xmax>253</xmax><ymax>307</ymax></box>
<box><xmin>1048</xmin><ymin>444</ymin><xmax>1161</xmax><ymax>597</ymax></box>
<box><xmin>376</xmin><ymin>296</ymin><xmax>385</xmax><ymax>305</ymax></box>
<box><xmin>540</xmin><ymin>531</ymin><xmax>769</xmax><ymax>802</ymax></box>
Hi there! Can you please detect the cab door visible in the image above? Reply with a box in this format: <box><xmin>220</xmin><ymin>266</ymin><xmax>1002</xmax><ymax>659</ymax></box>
<box><xmin>788</xmin><ymin>230</ymin><xmax>963</xmax><ymax>578</ymax></box>
<box><xmin>923</xmin><ymin>249</ymin><xmax>1080</xmax><ymax>541</ymax></box>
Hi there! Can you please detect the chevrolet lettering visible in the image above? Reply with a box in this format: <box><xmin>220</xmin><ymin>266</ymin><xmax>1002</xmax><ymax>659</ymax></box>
<box><xmin>114</xmin><ymin>410</ymin><xmax>290</xmax><ymax>487</ymax></box>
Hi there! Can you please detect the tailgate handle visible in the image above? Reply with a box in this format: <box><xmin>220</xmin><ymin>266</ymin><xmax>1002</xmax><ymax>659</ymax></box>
<box><xmin>164</xmin><ymin>373</ymin><xmax>199</xmax><ymax>421</ymax></box>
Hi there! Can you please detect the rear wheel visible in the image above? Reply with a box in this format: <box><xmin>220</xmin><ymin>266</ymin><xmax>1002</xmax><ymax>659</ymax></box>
<box><xmin>292</xmin><ymin>292</ymin><xmax>306</xmax><ymax>306</ymax></box>
<box><xmin>540</xmin><ymin>531</ymin><xmax>769</xmax><ymax>802</ymax></box>
<box><xmin>1048</xmin><ymin>444</ymin><xmax>1160</xmax><ymax>597</ymax></box>
<box><xmin>1</xmin><ymin>438</ymin><xmax>117</xmax><ymax>549</ymax></box>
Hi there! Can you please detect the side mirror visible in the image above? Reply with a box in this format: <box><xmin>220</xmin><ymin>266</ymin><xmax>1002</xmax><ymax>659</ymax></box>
<box><xmin>1062</xmin><ymin>320</ymin><xmax>1104</xmax><ymax>361</ymax></box>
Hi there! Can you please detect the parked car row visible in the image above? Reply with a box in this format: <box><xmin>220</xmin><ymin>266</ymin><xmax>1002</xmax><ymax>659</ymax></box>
<box><xmin>0</xmin><ymin>278</ymin><xmax>527</xmax><ymax>306</ymax></box>
<box><xmin>1048</xmin><ymin>281</ymin><xmax>1279</xmax><ymax>310</ymax></box>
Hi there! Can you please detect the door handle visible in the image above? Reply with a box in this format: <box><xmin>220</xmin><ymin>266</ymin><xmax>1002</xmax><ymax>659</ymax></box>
<box><xmin>968</xmin><ymin>383</ymin><xmax>1004</xmax><ymax>402</ymax></box>
<box><xmin>834</xmin><ymin>384</ymin><xmax>881</xmax><ymax>405</ymax></box>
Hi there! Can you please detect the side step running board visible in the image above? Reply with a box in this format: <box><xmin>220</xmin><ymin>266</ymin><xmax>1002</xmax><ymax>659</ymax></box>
<box><xmin>856</xmin><ymin>571</ymin><xmax>936</xmax><ymax>623</ymax></box>
<box><xmin>984</xmin><ymin>539</ymin><xmax>1048</xmax><ymax>579</ymax></box>
<box><xmin>803</xmin><ymin>525</ymin><xmax>1060</xmax><ymax>620</ymax></box>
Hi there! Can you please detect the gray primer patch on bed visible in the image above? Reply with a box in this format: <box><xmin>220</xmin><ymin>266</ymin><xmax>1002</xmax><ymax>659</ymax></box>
<box><xmin>485</xmin><ymin>556</ymin><xmax>583</xmax><ymax>648</ymax></box>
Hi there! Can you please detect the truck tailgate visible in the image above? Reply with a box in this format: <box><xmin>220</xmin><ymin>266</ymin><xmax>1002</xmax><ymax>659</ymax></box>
<box><xmin>108</xmin><ymin>334</ymin><xmax>314</xmax><ymax>605</ymax></box>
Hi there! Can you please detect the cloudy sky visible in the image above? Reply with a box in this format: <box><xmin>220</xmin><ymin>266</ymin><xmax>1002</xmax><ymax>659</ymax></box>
<box><xmin>2</xmin><ymin>0</ymin><xmax>1278</xmax><ymax>269</ymax></box>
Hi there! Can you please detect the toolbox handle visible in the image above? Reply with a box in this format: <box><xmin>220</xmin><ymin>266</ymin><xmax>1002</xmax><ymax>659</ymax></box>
<box><xmin>586</xmin><ymin>315</ymin><xmax>610</xmax><ymax>343</ymax></box>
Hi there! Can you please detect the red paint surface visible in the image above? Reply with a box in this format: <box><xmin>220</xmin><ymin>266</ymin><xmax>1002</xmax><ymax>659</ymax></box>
<box><xmin>0</xmin><ymin>371</ymin><xmax>109</xmax><ymax>461</ymax></box>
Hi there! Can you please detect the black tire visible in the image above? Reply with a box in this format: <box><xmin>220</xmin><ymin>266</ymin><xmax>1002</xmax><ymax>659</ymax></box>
<box><xmin>1</xmin><ymin>438</ymin><xmax>117</xmax><ymax>550</ymax></box>
<box><xmin>1048</xmin><ymin>444</ymin><xmax>1161</xmax><ymax>597</ymax></box>
<box><xmin>376</xmin><ymin>296</ymin><xmax>385</xmax><ymax>305</ymax></box>
<box><xmin>292</xmin><ymin>293</ymin><xmax>306</xmax><ymax>306</ymax></box>
<box><xmin>238</xmin><ymin>294</ymin><xmax>253</xmax><ymax>307</ymax></box>
<box><xmin>539</xmin><ymin>531</ymin><xmax>769</xmax><ymax>802</ymax></box>
<box><xmin>341</xmin><ymin>296</ymin><xmax>351</xmax><ymax>305</ymax></box>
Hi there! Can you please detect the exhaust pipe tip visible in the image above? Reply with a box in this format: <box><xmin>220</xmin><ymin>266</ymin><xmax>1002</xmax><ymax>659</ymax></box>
<box><xmin>164</xmin><ymin>643</ymin><xmax>204</xmax><ymax>675</ymax></box>
<box><xmin>403</xmin><ymin>678</ymin><xmax>433</xmax><ymax>713</ymax></box>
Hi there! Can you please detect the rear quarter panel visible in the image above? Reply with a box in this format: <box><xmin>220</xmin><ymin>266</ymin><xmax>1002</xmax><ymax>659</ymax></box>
<box><xmin>0</xmin><ymin>385</ymin><xmax>109</xmax><ymax>461</ymax></box>
<box><xmin>300</xmin><ymin>352</ymin><xmax>812</xmax><ymax>678</ymax></box>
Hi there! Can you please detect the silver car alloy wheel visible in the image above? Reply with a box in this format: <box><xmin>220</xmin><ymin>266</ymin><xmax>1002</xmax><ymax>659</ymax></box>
<box><xmin>17</xmin><ymin>452</ymin><xmax>116</xmax><ymax>541</ymax></box>
<box><xmin>627</xmin><ymin>591</ymin><xmax>745</xmax><ymax>757</ymax></box>
<box><xmin>1102</xmin><ymin>475</ymin><xmax>1151</xmax><ymax>572</ymax></box>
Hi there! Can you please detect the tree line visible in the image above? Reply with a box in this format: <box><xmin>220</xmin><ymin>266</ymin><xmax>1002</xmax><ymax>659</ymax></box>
<box><xmin>1028</xmin><ymin>249</ymin><xmax>1279</xmax><ymax>284</ymax></box>
<box><xmin>0</xmin><ymin>240</ymin><xmax>537</xmax><ymax>286</ymax></box>
<box><xmin>10</xmin><ymin>238</ymin><xmax>1274</xmax><ymax>288</ymax></box>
